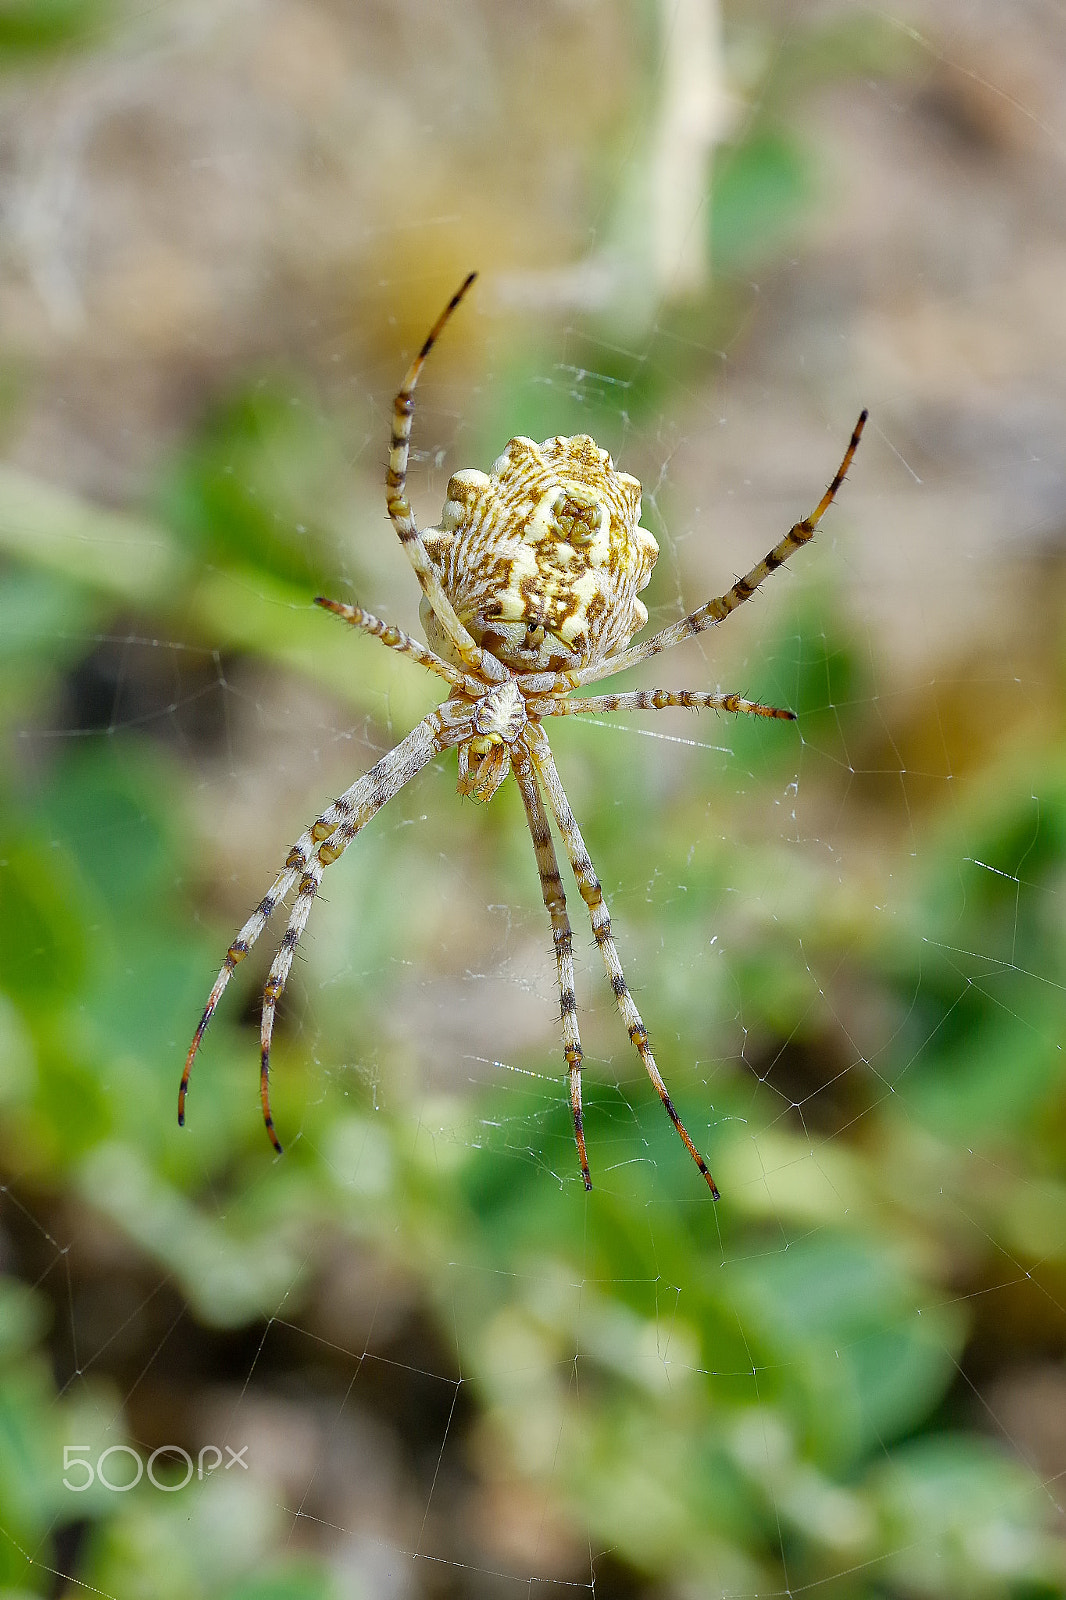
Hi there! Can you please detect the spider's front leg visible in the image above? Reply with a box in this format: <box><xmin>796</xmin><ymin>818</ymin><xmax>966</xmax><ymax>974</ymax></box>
<box><xmin>180</xmin><ymin>706</ymin><xmax>470</xmax><ymax>1151</ymax></box>
<box><xmin>511</xmin><ymin>747</ymin><xmax>591</xmax><ymax>1189</ymax></box>
<box><xmin>524</xmin><ymin>723</ymin><xmax>719</xmax><ymax>1198</ymax></box>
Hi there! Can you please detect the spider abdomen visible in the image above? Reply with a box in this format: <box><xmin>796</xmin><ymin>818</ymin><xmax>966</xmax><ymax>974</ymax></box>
<box><xmin>421</xmin><ymin>433</ymin><xmax>658</xmax><ymax>672</ymax></box>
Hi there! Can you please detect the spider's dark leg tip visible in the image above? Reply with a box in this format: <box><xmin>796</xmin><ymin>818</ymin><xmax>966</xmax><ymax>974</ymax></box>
<box><xmin>697</xmin><ymin>1160</ymin><xmax>720</xmax><ymax>1200</ymax></box>
<box><xmin>442</xmin><ymin>273</ymin><xmax>477</xmax><ymax>322</ymax></box>
<box><xmin>858</xmin><ymin>407</ymin><xmax>869</xmax><ymax>426</ymax></box>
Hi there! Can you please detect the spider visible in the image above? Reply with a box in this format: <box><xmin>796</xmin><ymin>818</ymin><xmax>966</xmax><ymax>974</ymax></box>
<box><xmin>179</xmin><ymin>272</ymin><xmax>866</xmax><ymax>1195</ymax></box>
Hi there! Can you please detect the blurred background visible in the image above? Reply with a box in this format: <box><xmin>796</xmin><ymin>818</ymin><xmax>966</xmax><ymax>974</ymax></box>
<box><xmin>2</xmin><ymin>1</ymin><xmax>1066</xmax><ymax>1595</ymax></box>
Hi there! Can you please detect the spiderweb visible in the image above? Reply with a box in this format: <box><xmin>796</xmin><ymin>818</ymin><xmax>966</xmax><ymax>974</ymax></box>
<box><xmin>1</xmin><ymin>1</ymin><xmax>1066</xmax><ymax>1596</ymax></box>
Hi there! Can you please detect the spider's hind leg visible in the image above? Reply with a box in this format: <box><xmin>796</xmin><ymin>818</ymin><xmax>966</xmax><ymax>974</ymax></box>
<box><xmin>567</xmin><ymin>409</ymin><xmax>868</xmax><ymax>690</ymax></box>
<box><xmin>384</xmin><ymin>273</ymin><xmax>508</xmax><ymax>685</ymax></box>
<box><xmin>535</xmin><ymin>688</ymin><xmax>797</xmax><ymax>721</ymax></box>
<box><xmin>314</xmin><ymin>597</ymin><xmax>470</xmax><ymax>692</ymax></box>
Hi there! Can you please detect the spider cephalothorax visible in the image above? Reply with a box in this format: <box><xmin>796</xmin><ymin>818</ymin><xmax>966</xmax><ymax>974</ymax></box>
<box><xmin>454</xmin><ymin>677</ymin><xmax>527</xmax><ymax>802</ymax></box>
<box><xmin>180</xmin><ymin>271</ymin><xmax>866</xmax><ymax>1196</ymax></box>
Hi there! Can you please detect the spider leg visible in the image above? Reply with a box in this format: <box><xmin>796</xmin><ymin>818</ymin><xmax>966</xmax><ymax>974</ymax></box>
<box><xmin>525</xmin><ymin>724</ymin><xmax>719</xmax><ymax>1198</ymax></box>
<box><xmin>529</xmin><ymin>689</ymin><xmax>795</xmax><ymax>721</ymax></box>
<box><xmin>386</xmin><ymin>274</ymin><xmax>508</xmax><ymax>686</ymax></box>
<box><xmin>181</xmin><ymin>708</ymin><xmax>464</xmax><ymax>1150</ymax></box>
<box><xmin>179</xmin><ymin>853</ymin><xmax>309</xmax><ymax>1134</ymax></box>
<box><xmin>315</xmin><ymin>597</ymin><xmax>476</xmax><ymax>692</ymax></box>
<box><xmin>511</xmin><ymin>747</ymin><xmax>590</xmax><ymax>1190</ymax></box>
<box><xmin>566</xmin><ymin>410</ymin><xmax>868</xmax><ymax>691</ymax></box>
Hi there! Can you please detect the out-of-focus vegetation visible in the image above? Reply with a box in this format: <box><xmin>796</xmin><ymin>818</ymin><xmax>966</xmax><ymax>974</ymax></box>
<box><xmin>2</xmin><ymin>3</ymin><xmax>1066</xmax><ymax>1597</ymax></box>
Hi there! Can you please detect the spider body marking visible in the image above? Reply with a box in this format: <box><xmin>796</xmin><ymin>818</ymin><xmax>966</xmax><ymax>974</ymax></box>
<box><xmin>180</xmin><ymin>270</ymin><xmax>867</xmax><ymax>1196</ymax></box>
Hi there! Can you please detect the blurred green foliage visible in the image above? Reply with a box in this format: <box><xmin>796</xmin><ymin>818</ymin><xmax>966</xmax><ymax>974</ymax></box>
<box><xmin>1</xmin><ymin>416</ymin><xmax>1064</xmax><ymax>1596</ymax></box>
<box><xmin>0</xmin><ymin>0</ymin><xmax>109</xmax><ymax>58</ymax></box>
<box><xmin>159</xmin><ymin>385</ymin><xmax>353</xmax><ymax>591</ymax></box>
<box><xmin>0</xmin><ymin>8</ymin><xmax>1063</xmax><ymax>1598</ymax></box>
<box><xmin>710</xmin><ymin>128</ymin><xmax>813</xmax><ymax>276</ymax></box>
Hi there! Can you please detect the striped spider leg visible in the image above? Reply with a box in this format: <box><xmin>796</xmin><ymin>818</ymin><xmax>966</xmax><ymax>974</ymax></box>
<box><xmin>511</xmin><ymin>410</ymin><xmax>866</xmax><ymax>1189</ymax></box>
<box><xmin>181</xmin><ymin>271</ymin><xmax>865</xmax><ymax>1193</ymax></box>
<box><xmin>522</xmin><ymin>721</ymin><xmax>722</xmax><ymax>1195</ymax></box>
<box><xmin>554</xmin><ymin>406</ymin><xmax>868</xmax><ymax>694</ymax></box>
<box><xmin>179</xmin><ymin>686</ymin><xmax>477</xmax><ymax>1151</ymax></box>
<box><xmin>511</xmin><ymin>745</ymin><xmax>590</xmax><ymax>1186</ymax></box>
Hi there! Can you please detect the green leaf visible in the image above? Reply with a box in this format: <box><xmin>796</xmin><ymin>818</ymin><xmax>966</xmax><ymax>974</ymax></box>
<box><xmin>711</xmin><ymin>130</ymin><xmax>813</xmax><ymax>275</ymax></box>
<box><xmin>0</xmin><ymin>833</ymin><xmax>88</xmax><ymax>1005</ymax></box>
